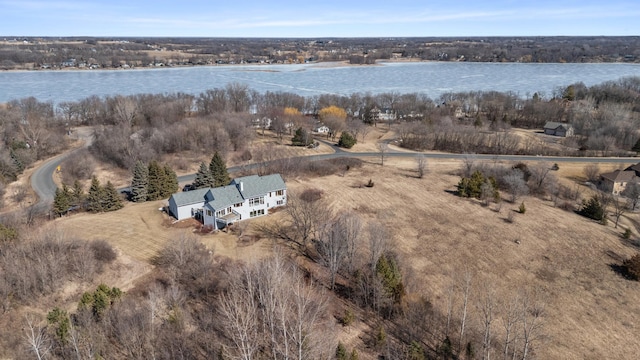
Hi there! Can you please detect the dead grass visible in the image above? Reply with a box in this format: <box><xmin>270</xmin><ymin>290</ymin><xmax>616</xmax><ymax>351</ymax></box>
<box><xmin>286</xmin><ymin>158</ymin><xmax>640</xmax><ymax>360</ymax></box>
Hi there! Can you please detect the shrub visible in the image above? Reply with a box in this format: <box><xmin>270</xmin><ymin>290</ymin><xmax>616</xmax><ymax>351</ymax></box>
<box><xmin>519</xmin><ymin>201</ymin><xmax>526</xmax><ymax>214</ymax></box>
<box><xmin>623</xmin><ymin>228</ymin><xmax>632</xmax><ymax>239</ymax></box>
<box><xmin>365</xmin><ymin>179</ymin><xmax>374</xmax><ymax>187</ymax></box>
<box><xmin>338</xmin><ymin>131</ymin><xmax>357</xmax><ymax>148</ymax></box>
<box><xmin>457</xmin><ymin>170</ymin><xmax>499</xmax><ymax>200</ymax></box>
<box><xmin>577</xmin><ymin>196</ymin><xmax>605</xmax><ymax>221</ymax></box>
<box><xmin>90</xmin><ymin>239</ymin><xmax>117</xmax><ymax>263</ymax></box>
<box><xmin>300</xmin><ymin>188</ymin><xmax>324</xmax><ymax>202</ymax></box>
<box><xmin>623</xmin><ymin>254</ymin><xmax>640</xmax><ymax>281</ymax></box>
<box><xmin>336</xmin><ymin>342</ymin><xmax>347</xmax><ymax>360</ymax></box>
<box><xmin>341</xmin><ymin>309</ymin><xmax>355</xmax><ymax>326</ymax></box>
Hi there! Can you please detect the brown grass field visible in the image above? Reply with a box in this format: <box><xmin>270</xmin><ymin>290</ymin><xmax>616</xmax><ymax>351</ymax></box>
<box><xmin>49</xmin><ymin>155</ymin><xmax>640</xmax><ymax>359</ymax></box>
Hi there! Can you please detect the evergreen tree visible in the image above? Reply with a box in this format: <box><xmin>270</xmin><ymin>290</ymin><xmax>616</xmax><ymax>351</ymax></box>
<box><xmin>209</xmin><ymin>151</ymin><xmax>230</xmax><ymax>187</ymax></box>
<box><xmin>291</xmin><ymin>127</ymin><xmax>311</xmax><ymax>146</ymax></box>
<box><xmin>146</xmin><ymin>160</ymin><xmax>163</xmax><ymax>201</ymax></box>
<box><xmin>103</xmin><ymin>181</ymin><xmax>123</xmax><ymax>211</ymax></box>
<box><xmin>87</xmin><ymin>176</ymin><xmax>104</xmax><ymax>213</ymax></box>
<box><xmin>193</xmin><ymin>162</ymin><xmax>214</xmax><ymax>189</ymax></box>
<box><xmin>130</xmin><ymin>160</ymin><xmax>149</xmax><ymax>202</ymax></box>
<box><xmin>71</xmin><ymin>179</ymin><xmax>84</xmax><ymax>208</ymax></box>
<box><xmin>338</xmin><ymin>131</ymin><xmax>357</xmax><ymax>148</ymax></box>
<box><xmin>163</xmin><ymin>164</ymin><xmax>179</xmax><ymax>197</ymax></box>
<box><xmin>53</xmin><ymin>184</ymin><xmax>72</xmax><ymax>216</ymax></box>
<box><xmin>578</xmin><ymin>196</ymin><xmax>605</xmax><ymax>221</ymax></box>
<box><xmin>47</xmin><ymin>307</ymin><xmax>70</xmax><ymax>344</ymax></box>
<box><xmin>336</xmin><ymin>342</ymin><xmax>347</xmax><ymax>360</ymax></box>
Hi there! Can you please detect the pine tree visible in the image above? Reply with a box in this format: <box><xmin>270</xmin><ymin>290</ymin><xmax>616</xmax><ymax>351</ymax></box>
<box><xmin>193</xmin><ymin>162</ymin><xmax>214</xmax><ymax>189</ymax></box>
<box><xmin>291</xmin><ymin>127</ymin><xmax>311</xmax><ymax>146</ymax></box>
<box><xmin>87</xmin><ymin>176</ymin><xmax>104</xmax><ymax>213</ymax></box>
<box><xmin>130</xmin><ymin>160</ymin><xmax>149</xmax><ymax>202</ymax></box>
<box><xmin>209</xmin><ymin>151</ymin><xmax>230</xmax><ymax>187</ymax></box>
<box><xmin>71</xmin><ymin>179</ymin><xmax>84</xmax><ymax>208</ymax></box>
<box><xmin>146</xmin><ymin>160</ymin><xmax>163</xmax><ymax>201</ymax></box>
<box><xmin>338</xmin><ymin>131</ymin><xmax>357</xmax><ymax>148</ymax></box>
<box><xmin>53</xmin><ymin>184</ymin><xmax>72</xmax><ymax>216</ymax></box>
<box><xmin>103</xmin><ymin>181</ymin><xmax>123</xmax><ymax>211</ymax></box>
<box><xmin>163</xmin><ymin>164</ymin><xmax>179</xmax><ymax>197</ymax></box>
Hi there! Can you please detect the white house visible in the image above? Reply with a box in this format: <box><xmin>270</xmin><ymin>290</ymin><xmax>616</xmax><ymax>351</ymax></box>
<box><xmin>313</xmin><ymin>124</ymin><xmax>330</xmax><ymax>134</ymax></box>
<box><xmin>168</xmin><ymin>174</ymin><xmax>287</xmax><ymax>230</ymax></box>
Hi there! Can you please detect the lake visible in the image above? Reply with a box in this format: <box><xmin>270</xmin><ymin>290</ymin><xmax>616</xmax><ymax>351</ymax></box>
<box><xmin>1</xmin><ymin>61</ymin><xmax>640</xmax><ymax>104</ymax></box>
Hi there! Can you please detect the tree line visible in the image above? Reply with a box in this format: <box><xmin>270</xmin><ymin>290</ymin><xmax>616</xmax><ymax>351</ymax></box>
<box><xmin>2</xmin><ymin>36</ymin><xmax>639</xmax><ymax>70</ymax></box>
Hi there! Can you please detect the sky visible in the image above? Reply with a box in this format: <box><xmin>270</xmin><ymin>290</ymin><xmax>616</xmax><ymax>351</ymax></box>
<box><xmin>1</xmin><ymin>0</ymin><xmax>639</xmax><ymax>37</ymax></box>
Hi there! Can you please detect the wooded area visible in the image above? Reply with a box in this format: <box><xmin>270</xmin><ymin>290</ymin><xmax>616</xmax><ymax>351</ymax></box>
<box><xmin>1</xmin><ymin>36</ymin><xmax>639</xmax><ymax>70</ymax></box>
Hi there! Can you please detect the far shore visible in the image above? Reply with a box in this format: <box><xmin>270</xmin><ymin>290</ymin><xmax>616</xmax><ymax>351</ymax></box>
<box><xmin>1</xmin><ymin>58</ymin><xmax>432</xmax><ymax>73</ymax></box>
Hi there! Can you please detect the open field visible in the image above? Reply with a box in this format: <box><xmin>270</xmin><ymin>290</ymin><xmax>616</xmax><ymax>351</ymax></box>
<box><xmin>48</xmin><ymin>155</ymin><xmax>640</xmax><ymax>358</ymax></box>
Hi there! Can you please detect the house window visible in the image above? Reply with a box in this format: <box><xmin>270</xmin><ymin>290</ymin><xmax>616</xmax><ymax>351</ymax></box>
<box><xmin>277</xmin><ymin>200</ymin><xmax>284</xmax><ymax>205</ymax></box>
<box><xmin>249</xmin><ymin>197</ymin><xmax>265</xmax><ymax>207</ymax></box>
<box><xmin>216</xmin><ymin>209</ymin><xmax>226</xmax><ymax>217</ymax></box>
<box><xmin>234</xmin><ymin>203</ymin><xmax>243</xmax><ymax>207</ymax></box>
<box><xmin>206</xmin><ymin>209</ymin><xmax>212</xmax><ymax>217</ymax></box>
<box><xmin>250</xmin><ymin>209</ymin><xmax>265</xmax><ymax>217</ymax></box>
<box><xmin>276</xmin><ymin>190</ymin><xmax>284</xmax><ymax>196</ymax></box>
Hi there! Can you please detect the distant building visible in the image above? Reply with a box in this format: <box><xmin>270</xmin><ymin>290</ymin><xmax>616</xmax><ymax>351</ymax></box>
<box><xmin>543</xmin><ymin>122</ymin><xmax>574</xmax><ymax>137</ymax></box>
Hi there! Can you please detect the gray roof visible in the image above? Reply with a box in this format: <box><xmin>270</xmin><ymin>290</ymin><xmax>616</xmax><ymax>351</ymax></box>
<box><xmin>169</xmin><ymin>188</ymin><xmax>209</xmax><ymax>207</ymax></box>
<box><xmin>600</xmin><ymin>169</ymin><xmax>637</xmax><ymax>183</ymax></box>
<box><xmin>232</xmin><ymin>174</ymin><xmax>286</xmax><ymax>198</ymax></box>
<box><xmin>205</xmin><ymin>185</ymin><xmax>245</xmax><ymax>210</ymax></box>
<box><xmin>170</xmin><ymin>173</ymin><xmax>286</xmax><ymax>211</ymax></box>
<box><xmin>543</xmin><ymin>121</ymin><xmax>571</xmax><ymax>130</ymax></box>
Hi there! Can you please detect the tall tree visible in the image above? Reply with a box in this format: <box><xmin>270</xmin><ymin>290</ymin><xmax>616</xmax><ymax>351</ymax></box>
<box><xmin>130</xmin><ymin>160</ymin><xmax>149</xmax><ymax>202</ymax></box>
<box><xmin>52</xmin><ymin>184</ymin><xmax>72</xmax><ymax>217</ymax></box>
<box><xmin>146</xmin><ymin>160</ymin><xmax>163</xmax><ymax>201</ymax></box>
<box><xmin>209</xmin><ymin>152</ymin><xmax>230</xmax><ymax>187</ymax></box>
<box><xmin>193</xmin><ymin>162</ymin><xmax>214</xmax><ymax>189</ymax></box>
<box><xmin>162</xmin><ymin>164</ymin><xmax>179</xmax><ymax>197</ymax></box>
<box><xmin>103</xmin><ymin>181</ymin><xmax>123</xmax><ymax>211</ymax></box>
<box><xmin>86</xmin><ymin>176</ymin><xmax>104</xmax><ymax>213</ymax></box>
<box><xmin>71</xmin><ymin>179</ymin><xmax>84</xmax><ymax>208</ymax></box>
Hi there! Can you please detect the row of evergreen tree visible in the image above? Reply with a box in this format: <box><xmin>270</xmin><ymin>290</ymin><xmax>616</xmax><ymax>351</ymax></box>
<box><xmin>52</xmin><ymin>154</ymin><xmax>224</xmax><ymax>216</ymax></box>
<box><xmin>192</xmin><ymin>152</ymin><xmax>231</xmax><ymax>189</ymax></box>
<box><xmin>53</xmin><ymin>177</ymin><xmax>123</xmax><ymax>216</ymax></box>
<box><xmin>130</xmin><ymin>160</ymin><xmax>179</xmax><ymax>202</ymax></box>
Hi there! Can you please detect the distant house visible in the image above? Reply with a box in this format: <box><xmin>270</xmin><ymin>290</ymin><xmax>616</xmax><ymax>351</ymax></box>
<box><xmin>543</xmin><ymin>122</ymin><xmax>574</xmax><ymax>137</ymax></box>
<box><xmin>600</xmin><ymin>169</ymin><xmax>639</xmax><ymax>195</ymax></box>
<box><xmin>168</xmin><ymin>174</ymin><xmax>286</xmax><ymax>230</ymax></box>
<box><xmin>313</xmin><ymin>124</ymin><xmax>330</xmax><ymax>134</ymax></box>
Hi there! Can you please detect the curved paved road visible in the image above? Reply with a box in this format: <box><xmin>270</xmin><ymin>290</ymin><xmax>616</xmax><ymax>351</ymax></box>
<box><xmin>32</xmin><ymin>135</ymin><xmax>639</xmax><ymax>204</ymax></box>
<box><xmin>31</xmin><ymin>129</ymin><xmax>93</xmax><ymax>206</ymax></box>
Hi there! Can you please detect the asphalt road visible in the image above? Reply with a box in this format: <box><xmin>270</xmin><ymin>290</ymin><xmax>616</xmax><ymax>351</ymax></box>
<box><xmin>31</xmin><ymin>130</ymin><xmax>93</xmax><ymax>206</ymax></box>
<box><xmin>32</xmin><ymin>139</ymin><xmax>639</xmax><ymax>205</ymax></box>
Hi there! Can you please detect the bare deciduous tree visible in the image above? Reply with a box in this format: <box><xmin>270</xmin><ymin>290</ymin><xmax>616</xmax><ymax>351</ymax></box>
<box><xmin>583</xmin><ymin>163</ymin><xmax>601</xmax><ymax>184</ymax></box>
<box><xmin>503</xmin><ymin>169</ymin><xmax>529</xmax><ymax>203</ymax></box>
<box><xmin>218</xmin><ymin>267</ymin><xmax>259</xmax><ymax>360</ymax></box>
<box><xmin>611</xmin><ymin>195</ymin><xmax>629</xmax><ymax>228</ymax></box>
<box><xmin>477</xmin><ymin>283</ymin><xmax>497</xmax><ymax>360</ymax></box>
<box><xmin>416</xmin><ymin>155</ymin><xmax>428</xmax><ymax>179</ymax></box>
<box><xmin>377</xmin><ymin>142</ymin><xmax>388</xmax><ymax>166</ymax></box>
<box><xmin>24</xmin><ymin>314</ymin><xmax>51</xmax><ymax>360</ymax></box>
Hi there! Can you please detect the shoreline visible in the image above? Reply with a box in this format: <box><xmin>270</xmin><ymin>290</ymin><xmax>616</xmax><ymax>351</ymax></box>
<box><xmin>2</xmin><ymin>57</ymin><xmax>635</xmax><ymax>73</ymax></box>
